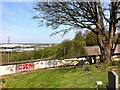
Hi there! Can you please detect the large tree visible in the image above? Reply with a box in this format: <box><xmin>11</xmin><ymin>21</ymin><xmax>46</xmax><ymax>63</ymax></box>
<box><xmin>33</xmin><ymin>1</ymin><xmax>120</xmax><ymax>63</ymax></box>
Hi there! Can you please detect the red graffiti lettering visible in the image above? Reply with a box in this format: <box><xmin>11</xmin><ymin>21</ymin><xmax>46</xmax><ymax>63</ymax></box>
<box><xmin>26</xmin><ymin>63</ymin><xmax>29</xmax><ymax>69</ymax></box>
<box><xmin>17</xmin><ymin>63</ymin><xmax>33</xmax><ymax>71</ymax></box>
<box><xmin>29</xmin><ymin>63</ymin><xmax>33</xmax><ymax>68</ymax></box>
<box><xmin>18</xmin><ymin>64</ymin><xmax>24</xmax><ymax>71</ymax></box>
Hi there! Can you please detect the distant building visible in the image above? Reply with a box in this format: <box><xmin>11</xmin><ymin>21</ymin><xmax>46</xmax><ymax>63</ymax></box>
<box><xmin>85</xmin><ymin>44</ymin><xmax>120</xmax><ymax>56</ymax></box>
<box><xmin>0</xmin><ymin>43</ymin><xmax>57</xmax><ymax>53</ymax></box>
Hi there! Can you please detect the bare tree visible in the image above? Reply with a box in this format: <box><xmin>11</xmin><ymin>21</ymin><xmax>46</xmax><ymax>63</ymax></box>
<box><xmin>33</xmin><ymin>0</ymin><xmax>120</xmax><ymax>63</ymax></box>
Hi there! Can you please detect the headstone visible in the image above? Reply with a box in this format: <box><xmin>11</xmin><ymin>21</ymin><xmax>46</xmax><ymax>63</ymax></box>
<box><xmin>108</xmin><ymin>71</ymin><xmax>119</xmax><ymax>90</ymax></box>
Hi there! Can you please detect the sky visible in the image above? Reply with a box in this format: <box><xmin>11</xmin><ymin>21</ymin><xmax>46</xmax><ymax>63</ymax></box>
<box><xmin>1</xmin><ymin>1</ymin><xmax>75</xmax><ymax>43</ymax></box>
<box><xmin>0</xmin><ymin>0</ymin><xmax>113</xmax><ymax>44</ymax></box>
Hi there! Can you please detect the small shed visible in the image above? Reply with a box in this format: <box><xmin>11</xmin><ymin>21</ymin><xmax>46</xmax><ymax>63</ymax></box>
<box><xmin>85</xmin><ymin>44</ymin><xmax>120</xmax><ymax>63</ymax></box>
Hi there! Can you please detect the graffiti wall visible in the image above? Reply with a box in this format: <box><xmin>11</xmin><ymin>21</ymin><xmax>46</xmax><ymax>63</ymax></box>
<box><xmin>45</xmin><ymin>60</ymin><xmax>62</xmax><ymax>68</ymax></box>
<box><xmin>61</xmin><ymin>59</ymin><xmax>79</xmax><ymax>66</ymax></box>
<box><xmin>39</xmin><ymin>61</ymin><xmax>46</xmax><ymax>68</ymax></box>
<box><xmin>17</xmin><ymin>63</ymin><xmax>33</xmax><ymax>72</ymax></box>
<box><xmin>34</xmin><ymin>61</ymin><xmax>41</xmax><ymax>69</ymax></box>
<box><xmin>33</xmin><ymin>60</ymin><xmax>62</xmax><ymax>69</ymax></box>
<box><xmin>0</xmin><ymin>65</ymin><xmax>16</xmax><ymax>76</ymax></box>
<box><xmin>34</xmin><ymin>61</ymin><xmax>46</xmax><ymax>69</ymax></box>
<box><xmin>45</xmin><ymin>60</ymin><xmax>56</xmax><ymax>68</ymax></box>
<box><xmin>0</xmin><ymin>58</ymin><xmax>85</xmax><ymax>76</ymax></box>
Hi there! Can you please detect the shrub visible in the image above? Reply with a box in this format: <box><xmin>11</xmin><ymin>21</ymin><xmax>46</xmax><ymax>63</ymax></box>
<box><xmin>112</xmin><ymin>61</ymin><xmax>120</xmax><ymax>67</ymax></box>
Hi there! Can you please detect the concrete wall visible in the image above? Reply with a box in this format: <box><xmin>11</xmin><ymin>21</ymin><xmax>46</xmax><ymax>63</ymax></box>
<box><xmin>0</xmin><ymin>58</ymin><xmax>82</xmax><ymax>76</ymax></box>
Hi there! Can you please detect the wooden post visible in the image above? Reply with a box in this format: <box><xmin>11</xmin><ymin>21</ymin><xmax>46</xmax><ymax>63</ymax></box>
<box><xmin>108</xmin><ymin>71</ymin><xmax>119</xmax><ymax>90</ymax></box>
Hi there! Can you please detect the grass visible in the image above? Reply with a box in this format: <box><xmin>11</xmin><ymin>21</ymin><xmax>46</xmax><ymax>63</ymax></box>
<box><xmin>3</xmin><ymin>64</ymin><xmax>112</xmax><ymax>88</ymax></box>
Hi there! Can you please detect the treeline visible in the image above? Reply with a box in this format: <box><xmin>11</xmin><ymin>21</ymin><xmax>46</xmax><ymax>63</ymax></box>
<box><xmin>9</xmin><ymin>32</ymin><xmax>87</xmax><ymax>62</ymax></box>
<box><xmin>8</xmin><ymin>31</ymin><xmax>120</xmax><ymax>62</ymax></box>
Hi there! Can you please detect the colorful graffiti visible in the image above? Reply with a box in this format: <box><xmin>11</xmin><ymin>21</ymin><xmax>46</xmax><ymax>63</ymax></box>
<box><xmin>17</xmin><ymin>63</ymin><xmax>33</xmax><ymax>71</ymax></box>
<box><xmin>34</xmin><ymin>60</ymin><xmax>62</xmax><ymax>69</ymax></box>
<box><xmin>61</xmin><ymin>58</ymin><xmax>79</xmax><ymax>66</ymax></box>
<box><xmin>0</xmin><ymin>58</ymin><xmax>87</xmax><ymax>76</ymax></box>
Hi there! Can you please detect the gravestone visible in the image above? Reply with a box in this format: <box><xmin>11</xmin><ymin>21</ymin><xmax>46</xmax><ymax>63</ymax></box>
<box><xmin>108</xmin><ymin>71</ymin><xmax>119</xmax><ymax>90</ymax></box>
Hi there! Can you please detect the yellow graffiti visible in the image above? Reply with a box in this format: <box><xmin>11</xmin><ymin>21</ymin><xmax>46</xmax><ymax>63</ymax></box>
<box><xmin>61</xmin><ymin>58</ymin><xmax>79</xmax><ymax>66</ymax></box>
<box><xmin>73</xmin><ymin>60</ymin><xmax>79</xmax><ymax>65</ymax></box>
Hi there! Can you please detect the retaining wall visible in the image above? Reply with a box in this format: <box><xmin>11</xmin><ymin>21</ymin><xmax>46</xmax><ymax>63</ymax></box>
<box><xmin>0</xmin><ymin>59</ymin><xmax>81</xmax><ymax>76</ymax></box>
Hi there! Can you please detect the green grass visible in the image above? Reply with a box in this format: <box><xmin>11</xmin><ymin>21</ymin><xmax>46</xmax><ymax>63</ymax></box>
<box><xmin>3</xmin><ymin>64</ymin><xmax>112</xmax><ymax>88</ymax></box>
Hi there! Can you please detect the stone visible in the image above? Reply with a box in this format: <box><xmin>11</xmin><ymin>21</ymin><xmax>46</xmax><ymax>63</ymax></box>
<box><xmin>108</xmin><ymin>71</ymin><xmax>119</xmax><ymax>90</ymax></box>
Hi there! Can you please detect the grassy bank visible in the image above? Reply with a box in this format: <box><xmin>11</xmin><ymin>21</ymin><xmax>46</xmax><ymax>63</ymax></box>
<box><xmin>2</xmin><ymin>64</ymin><xmax>112</xmax><ymax>88</ymax></box>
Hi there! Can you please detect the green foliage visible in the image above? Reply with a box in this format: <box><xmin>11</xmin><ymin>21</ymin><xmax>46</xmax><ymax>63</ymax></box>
<box><xmin>10</xmin><ymin>51</ymin><xmax>34</xmax><ymax>62</ymax></box>
<box><xmin>72</xmin><ymin>40</ymin><xmax>82</xmax><ymax>57</ymax></box>
<box><xmin>33</xmin><ymin>50</ymin><xmax>42</xmax><ymax>59</ymax></box>
<box><xmin>10</xmin><ymin>50</ymin><xmax>42</xmax><ymax>62</ymax></box>
<box><xmin>41</xmin><ymin>48</ymin><xmax>50</xmax><ymax>58</ymax></box>
<box><xmin>85</xmin><ymin>31</ymin><xmax>98</xmax><ymax>46</ymax></box>
<box><xmin>74</xmin><ymin>32</ymin><xmax>86</xmax><ymax>46</ymax></box>
<box><xmin>112</xmin><ymin>61</ymin><xmax>120</xmax><ymax>67</ymax></box>
<box><xmin>74</xmin><ymin>32</ymin><xmax>85</xmax><ymax>41</ymax></box>
<box><xmin>80</xmin><ymin>47</ymin><xmax>88</xmax><ymax>56</ymax></box>
<box><xmin>70</xmin><ymin>32</ymin><xmax>87</xmax><ymax>57</ymax></box>
<box><xmin>55</xmin><ymin>46</ymin><xmax>64</xmax><ymax>58</ymax></box>
<box><xmin>55</xmin><ymin>34</ymin><xmax>87</xmax><ymax>58</ymax></box>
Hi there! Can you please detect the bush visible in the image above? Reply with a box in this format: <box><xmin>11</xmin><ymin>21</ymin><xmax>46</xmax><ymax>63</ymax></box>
<box><xmin>112</xmin><ymin>61</ymin><xmax>120</xmax><ymax>67</ymax></box>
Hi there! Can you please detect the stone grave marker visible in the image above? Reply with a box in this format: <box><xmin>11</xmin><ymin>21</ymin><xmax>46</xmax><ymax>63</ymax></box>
<box><xmin>108</xmin><ymin>71</ymin><xmax>119</xmax><ymax>90</ymax></box>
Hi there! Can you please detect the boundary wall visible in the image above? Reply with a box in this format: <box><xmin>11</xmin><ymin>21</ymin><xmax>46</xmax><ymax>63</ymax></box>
<box><xmin>0</xmin><ymin>58</ymin><xmax>82</xmax><ymax>76</ymax></box>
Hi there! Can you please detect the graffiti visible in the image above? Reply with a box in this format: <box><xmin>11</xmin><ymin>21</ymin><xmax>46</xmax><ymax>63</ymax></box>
<box><xmin>0</xmin><ymin>58</ymin><xmax>88</xmax><ymax>76</ymax></box>
<box><xmin>17</xmin><ymin>63</ymin><xmax>33</xmax><ymax>71</ymax></box>
<box><xmin>34</xmin><ymin>61</ymin><xmax>46</xmax><ymax>69</ymax></box>
<box><xmin>6</xmin><ymin>65</ymin><xmax>15</xmax><ymax>72</ymax></box>
<box><xmin>61</xmin><ymin>58</ymin><xmax>79</xmax><ymax>66</ymax></box>
<box><xmin>34</xmin><ymin>62</ymin><xmax>40</xmax><ymax>69</ymax></box>
<box><xmin>0</xmin><ymin>65</ymin><xmax>16</xmax><ymax>76</ymax></box>
<box><xmin>45</xmin><ymin>60</ymin><xmax>59</xmax><ymax>68</ymax></box>
<box><xmin>39</xmin><ymin>61</ymin><xmax>46</xmax><ymax>68</ymax></box>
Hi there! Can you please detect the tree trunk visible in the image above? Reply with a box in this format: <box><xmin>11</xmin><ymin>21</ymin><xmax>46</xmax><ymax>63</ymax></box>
<box><xmin>102</xmin><ymin>42</ymin><xmax>112</xmax><ymax>63</ymax></box>
<box><xmin>97</xmin><ymin>34</ymin><xmax>112</xmax><ymax>64</ymax></box>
